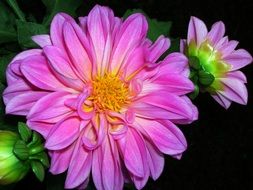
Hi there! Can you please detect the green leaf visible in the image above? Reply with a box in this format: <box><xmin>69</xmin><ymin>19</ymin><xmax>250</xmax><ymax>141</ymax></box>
<box><xmin>5</xmin><ymin>0</ymin><xmax>26</xmax><ymax>21</ymax></box>
<box><xmin>29</xmin><ymin>151</ymin><xmax>49</xmax><ymax>168</ymax></box>
<box><xmin>42</xmin><ymin>0</ymin><xmax>83</xmax><ymax>26</ymax></box>
<box><xmin>198</xmin><ymin>70</ymin><xmax>215</xmax><ymax>86</ymax></box>
<box><xmin>13</xmin><ymin>140</ymin><xmax>29</xmax><ymax>161</ymax></box>
<box><xmin>0</xmin><ymin>1</ymin><xmax>17</xmax><ymax>44</ymax></box>
<box><xmin>0</xmin><ymin>53</ymin><xmax>15</xmax><ymax>83</ymax></box>
<box><xmin>123</xmin><ymin>9</ymin><xmax>172</xmax><ymax>42</ymax></box>
<box><xmin>18</xmin><ymin>122</ymin><xmax>32</xmax><ymax>143</ymax></box>
<box><xmin>189</xmin><ymin>56</ymin><xmax>201</xmax><ymax>70</ymax></box>
<box><xmin>27</xmin><ymin>131</ymin><xmax>43</xmax><ymax>149</ymax></box>
<box><xmin>31</xmin><ymin>160</ymin><xmax>45</xmax><ymax>182</ymax></box>
<box><xmin>16</xmin><ymin>20</ymin><xmax>48</xmax><ymax>49</ymax></box>
<box><xmin>189</xmin><ymin>85</ymin><xmax>199</xmax><ymax>100</ymax></box>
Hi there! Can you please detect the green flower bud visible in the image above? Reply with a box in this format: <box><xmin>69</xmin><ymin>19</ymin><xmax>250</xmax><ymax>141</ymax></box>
<box><xmin>0</xmin><ymin>131</ymin><xmax>29</xmax><ymax>185</ymax></box>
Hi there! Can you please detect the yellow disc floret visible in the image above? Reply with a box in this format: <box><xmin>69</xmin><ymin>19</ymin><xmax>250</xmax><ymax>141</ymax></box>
<box><xmin>90</xmin><ymin>73</ymin><xmax>129</xmax><ymax>112</ymax></box>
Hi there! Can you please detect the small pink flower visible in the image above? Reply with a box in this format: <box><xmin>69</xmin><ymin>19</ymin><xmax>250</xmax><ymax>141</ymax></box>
<box><xmin>3</xmin><ymin>5</ymin><xmax>197</xmax><ymax>189</ymax></box>
<box><xmin>181</xmin><ymin>16</ymin><xmax>252</xmax><ymax>108</ymax></box>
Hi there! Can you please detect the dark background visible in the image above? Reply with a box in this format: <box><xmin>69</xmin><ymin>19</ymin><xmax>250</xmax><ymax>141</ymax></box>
<box><xmin>5</xmin><ymin>0</ymin><xmax>253</xmax><ymax>189</ymax></box>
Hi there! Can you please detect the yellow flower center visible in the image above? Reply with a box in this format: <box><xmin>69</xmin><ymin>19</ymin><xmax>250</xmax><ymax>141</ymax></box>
<box><xmin>90</xmin><ymin>73</ymin><xmax>129</xmax><ymax>112</ymax></box>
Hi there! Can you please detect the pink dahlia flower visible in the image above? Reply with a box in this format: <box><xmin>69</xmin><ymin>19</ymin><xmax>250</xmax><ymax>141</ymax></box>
<box><xmin>181</xmin><ymin>16</ymin><xmax>252</xmax><ymax>108</ymax></box>
<box><xmin>3</xmin><ymin>5</ymin><xmax>197</xmax><ymax>189</ymax></box>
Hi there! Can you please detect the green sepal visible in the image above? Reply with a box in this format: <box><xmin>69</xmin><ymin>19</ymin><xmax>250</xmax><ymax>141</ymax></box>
<box><xmin>31</xmin><ymin>160</ymin><xmax>45</xmax><ymax>182</ymax></box>
<box><xmin>13</xmin><ymin>140</ymin><xmax>29</xmax><ymax>161</ymax></box>
<box><xmin>29</xmin><ymin>152</ymin><xmax>49</xmax><ymax>168</ymax></box>
<box><xmin>189</xmin><ymin>56</ymin><xmax>201</xmax><ymax>70</ymax></box>
<box><xmin>18</xmin><ymin>122</ymin><xmax>32</xmax><ymax>143</ymax></box>
<box><xmin>189</xmin><ymin>85</ymin><xmax>200</xmax><ymax>100</ymax></box>
<box><xmin>198</xmin><ymin>70</ymin><xmax>215</xmax><ymax>86</ymax></box>
<box><xmin>27</xmin><ymin>131</ymin><xmax>43</xmax><ymax>148</ymax></box>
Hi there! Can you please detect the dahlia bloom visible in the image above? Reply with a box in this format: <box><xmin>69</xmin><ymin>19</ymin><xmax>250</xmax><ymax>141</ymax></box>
<box><xmin>181</xmin><ymin>16</ymin><xmax>252</xmax><ymax>108</ymax></box>
<box><xmin>3</xmin><ymin>5</ymin><xmax>197</xmax><ymax>189</ymax></box>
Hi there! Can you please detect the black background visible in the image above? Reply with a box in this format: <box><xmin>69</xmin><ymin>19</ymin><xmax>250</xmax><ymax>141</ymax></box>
<box><xmin>7</xmin><ymin>0</ymin><xmax>253</xmax><ymax>189</ymax></box>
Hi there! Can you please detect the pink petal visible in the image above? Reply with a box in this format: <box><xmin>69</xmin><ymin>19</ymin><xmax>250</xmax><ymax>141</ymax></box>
<box><xmin>32</xmin><ymin>34</ymin><xmax>52</xmax><ymax>47</ymax></box>
<box><xmin>49</xmin><ymin>143</ymin><xmax>75</xmax><ymax>174</ymax></box>
<box><xmin>63</xmin><ymin>21</ymin><xmax>92</xmax><ymax>81</ymax></box>
<box><xmin>110</xmin><ymin>13</ymin><xmax>148</xmax><ymax>73</ymax></box>
<box><xmin>146</xmin><ymin>35</ymin><xmax>170</xmax><ymax>63</ymax></box>
<box><xmin>27</xmin><ymin>120</ymin><xmax>54</xmax><ymax>138</ymax></box>
<box><xmin>122</xmin><ymin>47</ymin><xmax>145</xmax><ymax>79</ymax></box>
<box><xmin>141</xmin><ymin>73</ymin><xmax>194</xmax><ymax>96</ymax></box>
<box><xmin>211</xmin><ymin>93</ymin><xmax>231</xmax><ymax>109</ymax></box>
<box><xmin>65</xmin><ymin>137</ymin><xmax>92</xmax><ymax>189</ymax></box>
<box><xmin>3</xmin><ymin>79</ymin><xmax>33</xmax><ymax>104</ymax></box>
<box><xmin>5</xmin><ymin>91</ymin><xmax>48</xmax><ymax>115</ymax></box>
<box><xmin>87</xmin><ymin>5</ymin><xmax>114</xmax><ymax>75</ymax></box>
<box><xmin>219</xmin><ymin>40</ymin><xmax>239</xmax><ymax>58</ymax></box>
<box><xmin>28</xmin><ymin>91</ymin><xmax>75</xmax><ymax>123</ymax></box>
<box><xmin>187</xmin><ymin>16</ymin><xmax>208</xmax><ymax>46</ymax></box>
<box><xmin>20</xmin><ymin>55</ymin><xmax>67</xmax><ymax>91</ymax></box>
<box><xmin>135</xmin><ymin>117</ymin><xmax>187</xmax><ymax>155</ymax></box>
<box><xmin>43</xmin><ymin>46</ymin><xmax>84</xmax><ymax>91</ymax></box>
<box><xmin>50</xmin><ymin>13</ymin><xmax>74</xmax><ymax>52</ymax></box>
<box><xmin>92</xmin><ymin>145</ymin><xmax>103</xmax><ymax>189</ymax></box>
<box><xmin>207</xmin><ymin>21</ymin><xmax>225</xmax><ymax>46</ymax></box>
<box><xmin>118</xmin><ymin>128</ymin><xmax>147</xmax><ymax>178</ymax></box>
<box><xmin>146</xmin><ymin>141</ymin><xmax>164</xmax><ymax>180</ymax></box>
<box><xmin>218</xmin><ymin>78</ymin><xmax>248</xmax><ymax>105</ymax></box>
<box><xmin>132</xmin><ymin>91</ymin><xmax>195</xmax><ymax>121</ymax></box>
<box><xmin>161</xmin><ymin>52</ymin><xmax>189</xmax><ymax>76</ymax></box>
<box><xmin>223</xmin><ymin>49</ymin><xmax>252</xmax><ymax>71</ymax></box>
<box><xmin>180</xmin><ymin>39</ymin><xmax>187</xmax><ymax>53</ymax></box>
<box><xmin>101</xmin><ymin>136</ymin><xmax>123</xmax><ymax>190</ymax></box>
<box><xmin>45</xmin><ymin>116</ymin><xmax>81</xmax><ymax>150</ymax></box>
<box><xmin>225</xmin><ymin>71</ymin><xmax>247</xmax><ymax>83</ymax></box>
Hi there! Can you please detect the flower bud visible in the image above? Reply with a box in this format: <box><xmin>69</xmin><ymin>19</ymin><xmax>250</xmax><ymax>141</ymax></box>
<box><xmin>0</xmin><ymin>130</ymin><xmax>29</xmax><ymax>185</ymax></box>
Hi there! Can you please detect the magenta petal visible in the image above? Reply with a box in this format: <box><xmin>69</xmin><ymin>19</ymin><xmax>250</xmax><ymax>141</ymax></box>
<box><xmin>110</xmin><ymin>13</ymin><xmax>148</xmax><ymax>72</ymax></box>
<box><xmin>211</xmin><ymin>93</ymin><xmax>231</xmax><ymax>109</ymax></box>
<box><xmin>132</xmin><ymin>91</ymin><xmax>195</xmax><ymax>121</ymax></box>
<box><xmin>3</xmin><ymin>79</ymin><xmax>33</xmax><ymax>104</ymax></box>
<box><xmin>225</xmin><ymin>71</ymin><xmax>247</xmax><ymax>83</ymax></box>
<box><xmin>146</xmin><ymin>35</ymin><xmax>170</xmax><ymax>62</ymax></box>
<box><xmin>50</xmin><ymin>13</ymin><xmax>74</xmax><ymax>51</ymax></box>
<box><xmin>136</xmin><ymin>117</ymin><xmax>187</xmax><ymax>155</ymax></box>
<box><xmin>65</xmin><ymin>137</ymin><xmax>92</xmax><ymax>189</ymax></box>
<box><xmin>161</xmin><ymin>52</ymin><xmax>189</xmax><ymax>76</ymax></box>
<box><xmin>45</xmin><ymin>116</ymin><xmax>80</xmax><ymax>150</ymax></box>
<box><xmin>219</xmin><ymin>40</ymin><xmax>239</xmax><ymax>58</ymax></box>
<box><xmin>118</xmin><ymin>128</ymin><xmax>147</xmax><ymax>178</ymax></box>
<box><xmin>180</xmin><ymin>39</ymin><xmax>187</xmax><ymax>53</ymax></box>
<box><xmin>63</xmin><ymin>21</ymin><xmax>92</xmax><ymax>81</ymax></box>
<box><xmin>141</xmin><ymin>73</ymin><xmax>194</xmax><ymax>96</ymax></box>
<box><xmin>20</xmin><ymin>55</ymin><xmax>67</xmax><ymax>91</ymax></box>
<box><xmin>27</xmin><ymin>120</ymin><xmax>54</xmax><ymax>138</ymax></box>
<box><xmin>87</xmin><ymin>5</ymin><xmax>114</xmax><ymax>75</ymax></box>
<box><xmin>5</xmin><ymin>91</ymin><xmax>48</xmax><ymax>115</ymax></box>
<box><xmin>223</xmin><ymin>49</ymin><xmax>253</xmax><ymax>71</ymax></box>
<box><xmin>218</xmin><ymin>78</ymin><xmax>248</xmax><ymax>105</ymax></box>
<box><xmin>187</xmin><ymin>16</ymin><xmax>208</xmax><ymax>46</ymax></box>
<box><xmin>28</xmin><ymin>91</ymin><xmax>75</xmax><ymax>123</ymax></box>
<box><xmin>146</xmin><ymin>141</ymin><xmax>164</xmax><ymax>180</ymax></box>
<box><xmin>92</xmin><ymin>145</ymin><xmax>103</xmax><ymax>189</ymax></box>
<box><xmin>207</xmin><ymin>21</ymin><xmax>225</xmax><ymax>46</ymax></box>
<box><xmin>101</xmin><ymin>136</ymin><xmax>123</xmax><ymax>190</ymax></box>
<box><xmin>32</xmin><ymin>35</ymin><xmax>52</xmax><ymax>47</ymax></box>
<box><xmin>49</xmin><ymin>143</ymin><xmax>75</xmax><ymax>174</ymax></box>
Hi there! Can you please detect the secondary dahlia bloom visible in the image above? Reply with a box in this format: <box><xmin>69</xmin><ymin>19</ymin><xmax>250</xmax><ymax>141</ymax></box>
<box><xmin>181</xmin><ymin>16</ymin><xmax>252</xmax><ymax>108</ymax></box>
<box><xmin>3</xmin><ymin>5</ymin><xmax>197</xmax><ymax>189</ymax></box>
